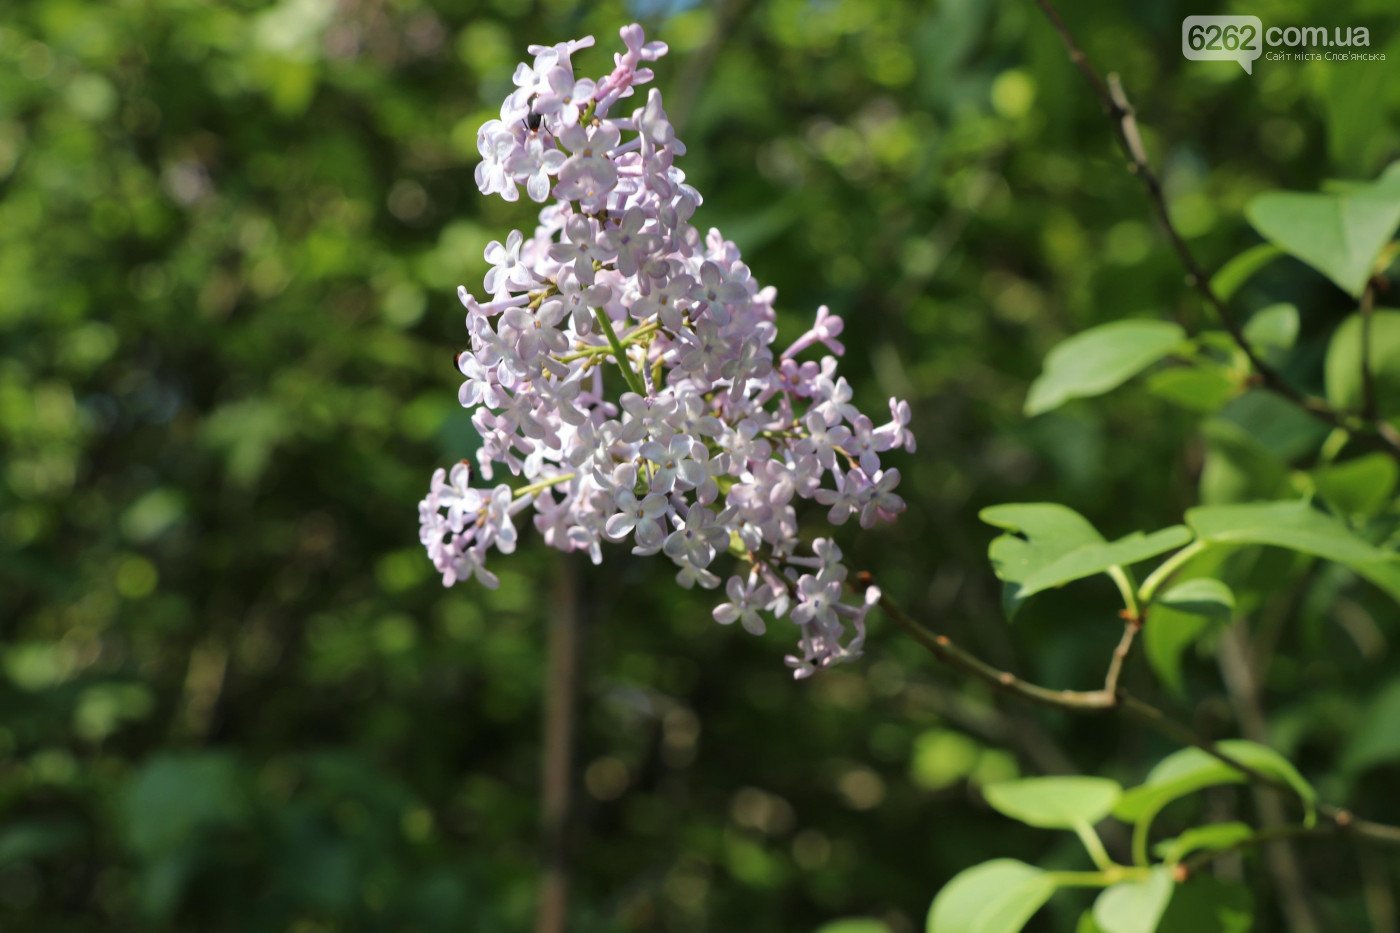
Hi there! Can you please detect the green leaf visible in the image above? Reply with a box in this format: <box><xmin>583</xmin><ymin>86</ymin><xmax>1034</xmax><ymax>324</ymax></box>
<box><xmin>1144</xmin><ymin>570</ymin><xmax>1235</xmax><ymax>695</ymax></box>
<box><xmin>1241</xmin><ymin>303</ymin><xmax>1299</xmax><ymax>360</ymax></box>
<box><xmin>1311</xmin><ymin>454</ymin><xmax>1400</xmax><ymax>518</ymax></box>
<box><xmin>1245</xmin><ymin>180</ymin><xmax>1400</xmax><ymax>296</ymax></box>
<box><xmin>1157</xmin><ymin>877</ymin><xmax>1253</xmax><ymax>933</ymax></box>
<box><xmin>1157</xmin><ymin>579</ymin><xmax>1234</xmax><ymax>619</ymax></box>
<box><xmin>1198</xmin><ymin>420</ymin><xmax>1292</xmax><ymax>506</ymax></box>
<box><xmin>980</xmin><ymin>503</ymin><xmax>1103</xmax><ymax>615</ymax></box>
<box><xmin>1153</xmin><ymin>822</ymin><xmax>1253</xmax><ymax>864</ymax></box>
<box><xmin>1114</xmin><ymin>740</ymin><xmax>1316</xmax><ymax>828</ymax></box>
<box><xmin>1185</xmin><ymin>500</ymin><xmax>1391</xmax><ymax>570</ymax></box>
<box><xmin>1093</xmin><ymin>867</ymin><xmax>1174</xmax><ymax>933</ymax></box>
<box><xmin>1341</xmin><ymin>679</ymin><xmax>1400</xmax><ymax>774</ymax></box>
<box><xmin>1018</xmin><ymin>526</ymin><xmax>1193</xmax><ymax>599</ymax></box>
<box><xmin>1025</xmin><ymin>320</ymin><xmax>1187</xmax><ymax>416</ymax></box>
<box><xmin>1146</xmin><ymin>367</ymin><xmax>1239</xmax><ymax>414</ymax></box>
<box><xmin>927</xmin><ymin>859</ymin><xmax>1056</xmax><ymax>933</ymax></box>
<box><xmin>1323</xmin><ymin>309</ymin><xmax>1400</xmax><ymax>415</ymax></box>
<box><xmin>1210</xmin><ymin>243</ymin><xmax>1284</xmax><ymax>302</ymax></box>
<box><xmin>1144</xmin><ymin>604</ymin><xmax>1215</xmax><ymax>695</ymax></box>
<box><xmin>983</xmin><ymin>777</ymin><xmax>1122</xmax><ymax>829</ymax></box>
<box><xmin>980</xmin><ymin>504</ymin><xmax>1190</xmax><ymax>610</ymax></box>
<box><xmin>816</xmin><ymin>920</ymin><xmax>894</xmax><ymax>933</ymax></box>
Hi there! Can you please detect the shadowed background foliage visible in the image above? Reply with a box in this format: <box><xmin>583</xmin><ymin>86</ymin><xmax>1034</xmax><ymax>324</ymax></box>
<box><xmin>3</xmin><ymin>0</ymin><xmax>1400</xmax><ymax>929</ymax></box>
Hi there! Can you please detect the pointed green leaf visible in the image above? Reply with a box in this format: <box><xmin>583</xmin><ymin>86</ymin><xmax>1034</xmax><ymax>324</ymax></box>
<box><xmin>1311</xmin><ymin>453</ymin><xmax>1400</xmax><ymax>517</ymax></box>
<box><xmin>980</xmin><ymin>503</ymin><xmax>1103</xmax><ymax>615</ymax></box>
<box><xmin>1018</xmin><ymin>526</ymin><xmax>1193</xmax><ymax>599</ymax></box>
<box><xmin>1185</xmin><ymin>500</ymin><xmax>1390</xmax><ymax>570</ymax></box>
<box><xmin>1026</xmin><ymin>320</ymin><xmax>1187</xmax><ymax>416</ymax></box>
<box><xmin>981</xmin><ymin>505</ymin><xmax>1191</xmax><ymax>611</ymax></box>
<box><xmin>1246</xmin><ymin>180</ymin><xmax>1400</xmax><ymax>296</ymax></box>
<box><xmin>1157</xmin><ymin>579</ymin><xmax>1234</xmax><ymax>619</ymax></box>
<box><xmin>1210</xmin><ymin>243</ymin><xmax>1284</xmax><ymax>302</ymax></box>
<box><xmin>1114</xmin><ymin>740</ymin><xmax>1316</xmax><ymax>828</ymax></box>
<box><xmin>983</xmin><ymin>777</ymin><xmax>1122</xmax><ymax>829</ymax></box>
<box><xmin>927</xmin><ymin>859</ymin><xmax>1056</xmax><ymax>933</ymax></box>
<box><xmin>1153</xmin><ymin>822</ymin><xmax>1253</xmax><ymax>864</ymax></box>
<box><xmin>1093</xmin><ymin>867</ymin><xmax>1174</xmax><ymax>933</ymax></box>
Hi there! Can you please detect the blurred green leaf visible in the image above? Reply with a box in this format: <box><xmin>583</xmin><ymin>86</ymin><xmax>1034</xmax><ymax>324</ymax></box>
<box><xmin>927</xmin><ymin>859</ymin><xmax>1055</xmax><ymax>933</ymax></box>
<box><xmin>1246</xmin><ymin>170</ymin><xmax>1400</xmax><ymax>297</ymax></box>
<box><xmin>1115</xmin><ymin>740</ymin><xmax>1316</xmax><ymax>828</ymax></box>
<box><xmin>1153</xmin><ymin>822</ymin><xmax>1253</xmax><ymax>864</ymax></box>
<box><xmin>983</xmin><ymin>776</ymin><xmax>1121</xmax><ymax>829</ymax></box>
<box><xmin>1157</xmin><ymin>579</ymin><xmax>1235</xmax><ymax>619</ymax></box>
<box><xmin>1092</xmin><ymin>867</ymin><xmax>1173</xmax><ymax>933</ymax></box>
<box><xmin>1311</xmin><ymin>453</ymin><xmax>1399</xmax><ymax>517</ymax></box>
<box><xmin>1210</xmin><ymin>244</ymin><xmax>1283</xmax><ymax>302</ymax></box>
<box><xmin>1241</xmin><ymin>303</ymin><xmax>1298</xmax><ymax>361</ymax></box>
<box><xmin>1186</xmin><ymin>500</ymin><xmax>1390</xmax><ymax>570</ymax></box>
<box><xmin>1146</xmin><ymin>367</ymin><xmax>1239</xmax><ymax>414</ymax></box>
<box><xmin>1324</xmin><ymin>309</ymin><xmax>1400</xmax><ymax>415</ymax></box>
<box><xmin>1025</xmin><ymin>320</ymin><xmax>1187</xmax><ymax>416</ymax></box>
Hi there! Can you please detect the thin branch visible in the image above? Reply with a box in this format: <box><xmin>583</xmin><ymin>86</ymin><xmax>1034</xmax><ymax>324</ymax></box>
<box><xmin>536</xmin><ymin>556</ymin><xmax>584</xmax><ymax>933</ymax></box>
<box><xmin>1028</xmin><ymin>0</ymin><xmax>1400</xmax><ymax>461</ymax></box>
<box><xmin>861</xmin><ymin>579</ymin><xmax>1400</xmax><ymax>849</ymax></box>
<box><xmin>1182</xmin><ymin>823</ymin><xmax>1333</xmax><ymax>876</ymax></box>
<box><xmin>1101</xmin><ymin>610</ymin><xmax>1142</xmax><ymax>698</ymax></box>
<box><xmin>1362</xmin><ymin>282</ymin><xmax>1379</xmax><ymax>421</ymax></box>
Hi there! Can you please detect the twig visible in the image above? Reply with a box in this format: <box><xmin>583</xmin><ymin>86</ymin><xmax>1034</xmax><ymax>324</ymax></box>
<box><xmin>1182</xmin><ymin>823</ymin><xmax>1333</xmax><ymax>876</ymax></box>
<box><xmin>536</xmin><ymin>556</ymin><xmax>584</xmax><ymax>933</ymax></box>
<box><xmin>1028</xmin><ymin>0</ymin><xmax>1400</xmax><ymax>461</ymax></box>
<box><xmin>1362</xmin><ymin>282</ymin><xmax>1379</xmax><ymax>421</ymax></box>
<box><xmin>861</xmin><ymin>579</ymin><xmax>1400</xmax><ymax>849</ymax></box>
<box><xmin>1101</xmin><ymin>610</ymin><xmax>1143</xmax><ymax>698</ymax></box>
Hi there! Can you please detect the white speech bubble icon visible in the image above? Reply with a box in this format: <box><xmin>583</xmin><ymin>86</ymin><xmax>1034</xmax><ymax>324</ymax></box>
<box><xmin>1182</xmin><ymin>15</ymin><xmax>1263</xmax><ymax>74</ymax></box>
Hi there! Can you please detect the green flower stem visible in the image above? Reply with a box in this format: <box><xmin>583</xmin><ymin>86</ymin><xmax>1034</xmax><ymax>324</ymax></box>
<box><xmin>557</xmin><ymin>321</ymin><xmax>658</xmax><ymax>364</ymax></box>
<box><xmin>1073</xmin><ymin>821</ymin><xmax>1115</xmax><ymax>872</ymax></box>
<box><xmin>513</xmin><ymin>472</ymin><xmax>578</xmax><ymax>501</ymax></box>
<box><xmin>591</xmin><ymin>306</ymin><xmax>645</xmax><ymax>395</ymax></box>
<box><xmin>1137</xmin><ymin>540</ymin><xmax>1209</xmax><ymax>604</ymax></box>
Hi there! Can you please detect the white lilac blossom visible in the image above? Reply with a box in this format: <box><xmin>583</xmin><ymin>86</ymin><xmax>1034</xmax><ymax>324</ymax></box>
<box><xmin>418</xmin><ymin>24</ymin><xmax>914</xmax><ymax>678</ymax></box>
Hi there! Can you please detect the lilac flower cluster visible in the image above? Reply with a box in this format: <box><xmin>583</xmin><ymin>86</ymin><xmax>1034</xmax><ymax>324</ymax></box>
<box><xmin>419</xmin><ymin>24</ymin><xmax>913</xmax><ymax>677</ymax></box>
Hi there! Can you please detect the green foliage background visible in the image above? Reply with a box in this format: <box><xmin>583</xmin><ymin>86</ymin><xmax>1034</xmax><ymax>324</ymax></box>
<box><xmin>2</xmin><ymin>0</ymin><xmax>1399</xmax><ymax>929</ymax></box>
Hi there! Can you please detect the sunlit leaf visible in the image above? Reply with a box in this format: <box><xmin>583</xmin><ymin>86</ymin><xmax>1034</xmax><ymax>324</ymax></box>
<box><xmin>983</xmin><ymin>776</ymin><xmax>1121</xmax><ymax>829</ymax></box>
<box><xmin>1246</xmin><ymin>177</ymin><xmax>1400</xmax><ymax>296</ymax></box>
<box><xmin>927</xmin><ymin>860</ymin><xmax>1056</xmax><ymax>933</ymax></box>
<box><xmin>1093</xmin><ymin>867</ymin><xmax>1174</xmax><ymax>933</ymax></box>
<box><xmin>1025</xmin><ymin>320</ymin><xmax>1187</xmax><ymax>416</ymax></box>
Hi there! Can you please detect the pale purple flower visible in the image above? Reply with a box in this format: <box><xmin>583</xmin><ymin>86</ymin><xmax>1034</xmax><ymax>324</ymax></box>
<box><xmin>418</xmin><ymin>23</ymin><xmax>912</xmax><ymax>677</ymax></box>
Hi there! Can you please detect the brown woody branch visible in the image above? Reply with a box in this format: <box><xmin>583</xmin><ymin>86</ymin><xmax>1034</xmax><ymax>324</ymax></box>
<box><xmin>861</xmin><ymin>578</ymin><xmax>1400</xmax><ymax>848</ymax></box>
